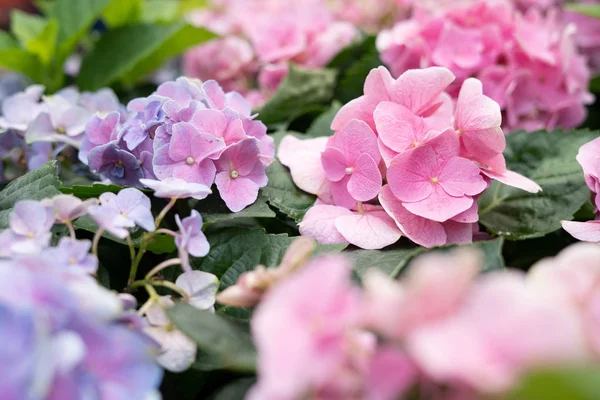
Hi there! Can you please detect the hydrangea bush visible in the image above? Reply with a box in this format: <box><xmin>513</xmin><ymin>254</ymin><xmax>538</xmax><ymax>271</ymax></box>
<box><xmin>1</xmin><ymin>0</ymin><xmax>600</xmax><ymax>399</ymax></box>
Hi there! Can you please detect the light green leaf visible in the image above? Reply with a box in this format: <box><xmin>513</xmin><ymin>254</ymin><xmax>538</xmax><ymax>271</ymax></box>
<box><xmin>53</xmin><ymin>0</ymin><xmax>114</xmax><ymax>63</ymax></box>
<box><xmin>77</xmin><ymin>22</ymin><xmax>216</xmax><ymax>90</ymax></box>
<box><xmin>478</xmin><ymin>130</ymin><xmax>600</xmax><ymax>240</ymax></box>
<box><xmin>566</xmin><ymin>4</ymin><xmax>600</xmax><ymax>19</ymax></box>
<box><xmin>0</xmin><ymin>31</ymin><xmax>43</xmax><ymax>81</ymax></box>
<box><xmin>102</xmin><ymin>0</ymin><xmax>142</xmax><ymax>27</ymax></box>
<box><xmin>168</xmin><ymin>303</ymin><xmax>257</xmax><ymax>373</ymax></box>
<box><xmin>60</xmin><ymin>183</ymin><xmax>124</xmax><ymax>199</ymax></box>
<box><xmin>0</xmin><ymin>161</ymin><xmax>61</xmax><ymax>228</ymax></box>
<box><xmin>261</xmin><ymin>160</ymin><xmax>316</xmax><ymax>222</ymax></box>
<box><xmin>306</xmin><ymin>101</ymin><xmax>342</xmax><ymax>138</ymax></box>
<box><xmin>258</xmin><ymin>65</ymin><xmax>337</xmax><ymax>126</ymax></box>
<box><xmin>505</xmin><ymin>367</ymin><xmax>600</xmax><ymax>400</ymax></box>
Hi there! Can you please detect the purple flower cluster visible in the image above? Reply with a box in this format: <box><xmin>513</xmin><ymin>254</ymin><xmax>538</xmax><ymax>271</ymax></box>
<box><xmin>0</xmin><ymin>198</ymin><xmax>163</xmax><ymax>399</ymax></box>
<box><xmin>0</xmin><ymin>85</ymin><xmax>124</xmax><ymax>182</ymax></box>
<box><xmin>80</xmin><ymin>78</ymin><xmax>274</xmax><ymax>212</ymax></box>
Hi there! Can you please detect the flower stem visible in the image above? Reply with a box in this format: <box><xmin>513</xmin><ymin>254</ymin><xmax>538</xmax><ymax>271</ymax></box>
<box><xmin>155</xmin><ymin>197</ymin><xmax>177</xmax><ymax>228</ymax></box>
<box><xmin>65</xmin><ymin>220</ymin><xmax>76</xmax><ymax>239</ymax></box>
<box><xmin>126</xmin><ymin>235</ymin><xmax>136</xmax><ymax>266</ymax></box>
<box><xmin>152</xmin><ymin>280</ymin><xmax>190</xmax><ymax>301</ymax></box>
<box><xmin>145</xmin><ymin>258</ymin><xmax>182</xmax><ymax>280</ymax></box>
<box><xmin>92</xmin><ymin>228</ymin><xmax>104</xmax><ymax>258</ymax></box>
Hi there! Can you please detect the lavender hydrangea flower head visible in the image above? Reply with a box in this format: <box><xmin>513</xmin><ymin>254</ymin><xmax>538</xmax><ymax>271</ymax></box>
<box><xmin>87</xmin><ymin>141</ymin><xmax>144</xmax><ymax>187</ymax></box>
<box><xmin>97</xmin><ymin>188</ymin><xmax>156</xmax><ymax>232</ymax></box>
<box><xmin>42</xmin><ymin>194</ymin><xmax>98</xmax><ymax>225</ymax></box>
<box><xmin>119</xmin><ymin>100</ymin><xmax>166</xmax><ymax>150</ymax></box>
<box><xmin>0</xmin><ymin>85</ymin><xmax>46</xmax><ymax>132</ymax></box>
<box><xmin>7</xmin><ymin>200</ymin><xmax>55</xmax><ymax>254</ymax></box>
<box><xmin>46</xmin><ymin>238</ymin><xmax>99</xmax><ymax>274</ymax></box>
<box><xmin>79</xmin><ymin>111</ymin><xmax>120</xmax><ymax>164</ymax></box>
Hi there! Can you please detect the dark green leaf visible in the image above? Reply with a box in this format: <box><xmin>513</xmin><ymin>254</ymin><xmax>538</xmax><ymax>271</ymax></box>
<box><xmin>468</xmin><ymin>238</ymin><xmax>505</xmax><ymax>272</ymax></box>
<box><xmin>0</xmin><ymin>161</ymin><xmax>61</xmax><ymax>228</ymax></box>
<box><xmin>199</xmin><ymin>193</ymin><xmax>276</xmax><ymax>225</ymax></box>
<box><xmin>478</xmin><ymin>130</ymin><xmax>600</xmax><ymax>240</ymax></box>
<box><xmin>261</xmin><ymin>160</ymin><xmax>316</xmax><ymax>222</ymax></box>
<box><xmin>258</xmin><ymin>65</ymin><xmax>337</xmax><ymax>126</ymax></box>
<box><xmin>208</xmin><ymin>378</ymin><xmax>256</xmax><ymax>400</ymax></box>
<box><xmin>329</xmin><ymin>36</ymin><xmax>381</xmax><ymax>103</ymax></box>
<box><xmin>60</xmin><ymin>183</ymin><xmax>124</xmax><ymax>199</ymax></box>
<box><xmin>53</xmin><ymin>0</ymin><xmax>114</xmax><ymax>63</ymax></box>
<box><xmin>77</xmin><ymin>22</ymin><xmax>216</xmax><ymax>90</ymax></box>
<box><xmin>306</xmin><ymin>101</ymin><xmax>342</xmax><ymax>138</ymax></box>
<box><xmin>168</xmin><ymin>303</ymin><xmax>257</xmax><ymax>372</ymax></box>
<box><xmin>505</xmin><ymin>367</ymin><xmax>600</xmax><ymax>400</ymax></box>
<box><xmin>346</xmin><ymin>243</ymin><xmax>426</xmax><ymax>279</ymax></box>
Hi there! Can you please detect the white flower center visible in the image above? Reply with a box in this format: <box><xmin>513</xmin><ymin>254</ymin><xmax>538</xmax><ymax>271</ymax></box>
<box><xmin>345</xmin><ymin>167</ymin><xmax>354</xmax><ymax>175</ymax></box>
<box><xmin>230</xmin><ymin>170</ymin><xmax>239</xmax><ymax>179</ymax></box>
<box><xmin>430</xmin><ymin>177</ymin><xmax>439</xmax><ymax>184</ymax></box>
<box><xmin>186</xmin><ymin>157</ymin><xmax>195</xmax><ymax>165</ymax></box>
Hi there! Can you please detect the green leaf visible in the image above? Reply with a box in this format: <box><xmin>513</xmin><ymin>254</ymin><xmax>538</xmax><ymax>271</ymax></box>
<box><xmin>468</xmin><ymin>238</ymin><xmax>505</xmax><ymax>272</ymax></box>
<box><xmin>53</xmin><ymin>0</ymin><xmax>114</xmax><ymax>63</ymax></box>
<box><xmin>78</xmin><ymin>22</ymin><xmax>216</xmax><ymax>90</ymax></box>
<box><xmin>168</xmin><ymin>303</ymin><xmax>257</xmax><ymax>372</ymax></box>
<box><xmin>208</xmin><ymin>378</ymin><xmax>256</xmax><ymax>400</ymax></box>
<box><xmin>329</xmin><ymin>36</ymin><xmax>381</xmax><ymax>104</ymax></box>
<box><xmin>199</xmin><ymin>192</ymin><xmax>276</xmax><ymax>225</ymax></box>
<box><xmin>306</xmin><ymin>100</ymin><xmax>342</xmax><ymax>138</ymax></box>
<box><xmin>257</xmin><ymin>65</ymin><xmax>337</xmax><ymax>126</ymax></box>
<box><xmin>0</xmin><ymin>31</ymin><xmax>43</xmax><ymax>81</ymax></box>
<box><xmin>478</xmin><ymin>130</ymin><xmax>600</xmax><ymax>240</ymax></box>
<box><xmin>261</xmin><ymin>160</ymin><xmax>316</xmax><ymax>222</ymax></box>
<box><xmin>346</xmin><ymin>243</ymin><xmax>426</xmax><ymax>279</ymax></box>
<box><xmin>102</xmin><ymin>0</ymin><xmax>142</xmax><ymax>27</ymax></box>
<box><xmin>141</xmin><ymin>0</ymin><xmax>208</xmax><ymax>23</ymax></box>
<box><xmin>505</xmin><ymin>367</ymin><xmax>600</xmax><ymax>400</ymax></box>
<box><xmin>60</xmin><ymin>183</ymin><xmax>124</xmax><ymax>199</ymax></box>
<box><xmin>565</xmin><ymin>4</ymin><xmax>600</xmax><ymax>19</ymax></box>
<box><xmin>0</xmin><ymin>161</ymin><xmax>61</xmax><ymax>229</ymax></box>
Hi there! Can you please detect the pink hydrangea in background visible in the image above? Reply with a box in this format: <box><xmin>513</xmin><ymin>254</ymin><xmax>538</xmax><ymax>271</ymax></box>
<box><xmin>184</xmin><ymin>0</ymin><xmax>360</xmax><ymax>107</ymax></box>
<box><xmin>281</xmin><ymin>66</ymin><xmax>541</xmax><ymax>250</ymax></box>
<box><xmin>377</xmin><ymin>0</ymin><xmax>595</xmax><ymax>132</ymax></box>
<box><xmin>243</xmin><ymin>243</ymin><xmax>600</xmax><ymax>399</ymax></box>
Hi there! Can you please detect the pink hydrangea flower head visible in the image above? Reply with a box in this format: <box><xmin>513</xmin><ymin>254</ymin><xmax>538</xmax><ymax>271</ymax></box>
<box><xmin>251</xmin><ymin>254</ymin><xmax>361</xmax><ymax>399</ymax></box>
<box><xmin>175</xmin><ymin>210</ymin><xmax>209</xmax><ymax>259</ymax></box>
<box><xmin>139</xmin><ymin>178</ymin><xmax>212</xmax><ymax>200</ymax></box>
<box><xmin>153</xmin><ymin>121</ymin><xmax>223</xmax><ymax>186</ymax></box>
<box><xmin>41</xmin><ymin>194</ymin><xmax>98</xmax><ymax>224</ymax></box>
<box><xmin>387</xmin><ymin>129</ymin><xmax>487</xmax><ymax>222</ymax></box>
<box><xmin>321</xmin><ymin>119</ymin><xmax>382</xmax><ymax>204</ymax></box>
<box><xmin>214</xmin><ymin>138</ymin><xmax>268</xmax><ymax>212</ymax></box>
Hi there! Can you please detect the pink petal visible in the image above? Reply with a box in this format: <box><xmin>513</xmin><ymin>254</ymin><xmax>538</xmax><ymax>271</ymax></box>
<box><xmin>561</xmin><ymin>220</ymin><xmax>600</xmax><ymax>242</ymax></box>
<box><xmin>425</xmin><ymin>128</ymin><xmax>460</xmax><ymax>163</ymax></box>
<box><xmin>216</xmin><ymin>138</ymin><xmax>260</xmax><ymax>176</ymax></box>
<box><xmin>439</xmin><ymin>157</ymin><xmax>487</xmax><ymax>197</ymax></box>
<box><xmin>462</xmin><ymin>127</ymin><xmax>506</xmax><ymax>161</ymax></box>
<box><xmin>481</xmin><ymin>169</ymin><xmax>542</xmax><ymax>194</ymax></box>
<box><xmin>330</xmin><ymin>177</ymin><xmax>357</xmax><ymax>209</ymax></box>
<box><xmin>215</xmin><ymin>172</ymin><xmax>260</xmax><ymax>212</ymax></box>
<box><xmin>321</xmin><ymin>147</ymin><xmax>348</xmax><ymax>182</ymax></box>
<box><xmin>191</xmin><ymin>130</ymin><xmax>227</xmax><ymax>162</ymax></box>
<box><xmin>190</xmin><ymin>109</ymin><xmax>228</xmax><ymax>137</ymax></box>
<box><xmin>347</xmin><ymin>153</ymin><xmax>382</xmax><ymax>201</ymax></box>
<box><xmin>450</xmin><ymin>201</ymin><xmax>479</xmax><ymax>223</ymax></box>
<box><xmin>404</xmin><ymin>185</ymin><xmax>474</xmax><ymax>222</ymax></box>
<box><xmin>173</xmin><ymin>158</ymin><xmax>216</xmax><ymax>186</ymax></box>
<box><xmin>330</xmin><ymin>96</ymin><xmax>374</xmax><ymax>132</ymax></box>
<box><xmin>379</xmin><ymin>185</ymin><xmax>446</xmax><ymax>248</ymax></box>
<box><xmin>278</xmin><ymin>135</ymin><xmax>328</xmax><ymax>195</ymax></box>
<box><xmin>202</xmin><ymin>80</ymin><xmax>226</xmax><ymax>109</ymax></box>
<box><xmin>390</xmin><ymin>67</ymin><xmax>455</xmax><ymax>116</ymax></box>
<box><xmin>335</xmin><ymin>207</ymin><xmax>402</xmax><ymax>249</ymax></box>
<box><xmin>169</xmin><ymin>123</ymin><xmax>196</xmax><ymax>161</ymax></box>
<box><xmin>374</xmin><ymin>101</ymin><xmax>428</xmax><ymax>153</ymax></box>
<box><xmin>443</xmin><ymin>221</ymin><xmax>474</xmax><ymax>244</ymax></box>
<box><xmin>299</xmin><ymin>205</ymin><xmax>352</xmax><ymax>245</ymax></box>
<box><xmin>331</xmin><ymin>119</ymin><xmax>380</xmax><ymax>165</ymax></box>
<box><xmin>387</xmin><ymin>146</ymin><xmax>436</xmax><ymax>203</ymax></box>
<box><xmin>152</xmin><ymin>144</ymin><xmax>176</xmax><ymax>179</ymax></box>
<box><xmin>364</xmin><ymin>66</ymin><xmax>394</xmax><ymax>100</ymax></box>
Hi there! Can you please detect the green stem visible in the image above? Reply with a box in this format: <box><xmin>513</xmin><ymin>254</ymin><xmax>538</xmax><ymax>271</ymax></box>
<box><xmin>64</xmin><ymin>220</ymin><xmax>76</xmax><ymax>239</ymax></box>
<box><xmin>152</xmin><ymin>280</ymin><xmax>190</xmax><ymax>301</ymax></box>
<box><xmin>145</xmin><ymin>258</ymin><xmax>182</xmax><ymax>280</ymax></box>
<box><xmin>126</xmin><ymin>235</ymin><xmax>136</xmax><ymax>266</ymax></box>
<box><xmin>155</xmin><ymin>197</ymin><xmax>177</xmax><ymax>228</ymax></box>
<box><xmin>128</xmin><ymin>234</ymin><xmax>148</xmax><ymax>286</ymax></box>
<box><xmin>92</xmin><ymin>228</ymin><xmax>104</xmax><ymax>258</ymax></box>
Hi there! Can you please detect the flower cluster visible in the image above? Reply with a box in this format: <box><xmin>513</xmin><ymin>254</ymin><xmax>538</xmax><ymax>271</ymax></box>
<box><xmin>377</xmin><ymin>0</ymin><xmax>594</xmax><ymax>131</ymax></box>
<box><xmin>280</xmin><ymin>66</ymin><xmax>540</xmax><ymax>249</ymax></box>
<box><xmin>184</xmin><ymin>0</ymin><xmax>359</xmax><ymax>106</ymax></box>
<box><xmin>242</xmin><ymin>241</ymin><xmax>600</xmax><ymax>399</ymax></box>
<box><xmin>80</xmin><ymin>77</ymin><xmax>274</xmax><ymax>212</ymax></box>
<box><xmin>562</xmin><ymin>136</ymin><xmax>600</xmax><ymax>241</ymax></box>
<box><xmin>0</xmin><ymin>197</ymin><xmax>163</xmax><ymax>399</ymax></box>
<box><xmin>0</xmin><ymin>85</ymin><xmax>123</xmax><ymax>182</ymax></box>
